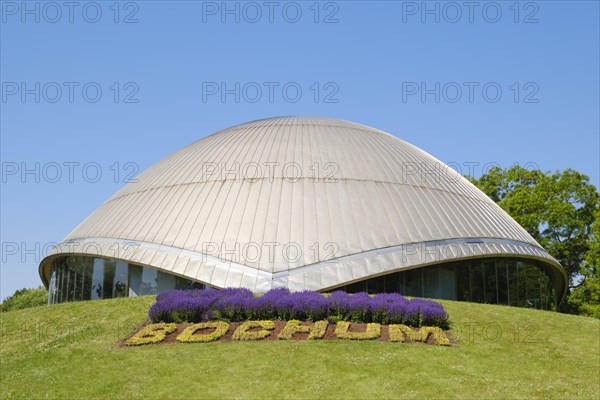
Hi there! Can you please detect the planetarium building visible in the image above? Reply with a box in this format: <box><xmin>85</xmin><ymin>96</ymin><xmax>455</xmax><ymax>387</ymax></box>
<box><xmin>39</xmin><ymin>117</ymin><xmax>567</xmax><ymax>309</ymax></box>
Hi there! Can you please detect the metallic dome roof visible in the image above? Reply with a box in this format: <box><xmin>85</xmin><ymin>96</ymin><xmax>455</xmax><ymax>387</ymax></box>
<box><xmin>39</xmin><ymin>117</ymin><xmax>566</xmax><ymax>296</ymax></box>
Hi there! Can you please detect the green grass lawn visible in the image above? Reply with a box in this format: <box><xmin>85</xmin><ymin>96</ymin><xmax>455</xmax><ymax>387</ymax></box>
<box><xmin>1</xmin><ymin>296</ymin><xmax>599</xmax><ymax>399</ymax></box>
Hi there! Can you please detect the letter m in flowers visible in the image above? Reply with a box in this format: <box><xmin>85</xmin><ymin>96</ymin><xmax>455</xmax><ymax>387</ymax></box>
<box><xmin>388</xmin><ymin>325</ymin><xmax>450</xmax><ymax>346</ymax></box>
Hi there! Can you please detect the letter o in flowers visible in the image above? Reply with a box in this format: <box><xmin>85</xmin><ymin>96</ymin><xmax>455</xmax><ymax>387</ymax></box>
<box><xmin>232</xmin><ymin>320</ymin><xmax>275</xmax><ymax>341</ymax></box>
<box><xmin>334</xmin><ymin>321</ymin><xmax>381</xmax><ymax>340</ymax></box>
<box><xmin>126</xmin><ymin>323</ymin><xmax>177</xmax><ymax>346</ymax></box>
<box><xmin>176</xmin><ymin>321</ymin><xmax>230</xmax><ymax>343</ymax></box>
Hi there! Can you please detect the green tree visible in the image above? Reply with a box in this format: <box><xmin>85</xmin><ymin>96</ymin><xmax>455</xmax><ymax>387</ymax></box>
<box><xmin>568</xmin><ymin>208</ymin><xmax>600</xmax><ymax>317</ymax></box>
<box><xmin>0</xmin><ymin>286</ymin><xmax>48</xmax><ymax>312</ymax></box>
<box><xmin>470</xmin><ymin>166</ymin><xmax>599</xmax><ymax>314</ymax></box>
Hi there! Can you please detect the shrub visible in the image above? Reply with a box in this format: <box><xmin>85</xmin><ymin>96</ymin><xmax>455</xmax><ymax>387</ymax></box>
<box><xmin>329</xmin><ymin>290</ymin><xmax>350</xmax><ymax>321</ymax></box>
<box><xmin>0</xmin><ymin>286</ymin><xmax>47</xmax><ymax>312</ymax></box>
<box><xmin>148</xmin><ymin>287</ymin><xmax>450</xmax><ymax>329</ymax></box>
<box><xmin>149</xmin><ymin>289</ymin><xmax>222</xmax><ymax>322</ymax></box>
<box><xmin>347</xmin><ymin>292</ymin><xmax>372</xmax><ymax>322</ymax></box>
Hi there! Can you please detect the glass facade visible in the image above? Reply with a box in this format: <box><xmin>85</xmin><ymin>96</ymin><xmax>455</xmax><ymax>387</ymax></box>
<box><xmin>335</xmin><ymin>258</ymin><xmax>558</xmax><ymax>310</ymax></box>
<box><xmin>47</xmin><ymin>255</ymin><xmax>558</xmax><ymax>310</ymax></box>
<box><xmin>47</xmin><ymin>256</ymin><xmax>205</xmax><ymax>304</ymax></box>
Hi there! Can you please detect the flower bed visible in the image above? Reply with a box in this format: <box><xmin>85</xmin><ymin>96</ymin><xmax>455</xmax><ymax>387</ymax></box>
<box><xmin>124</xmin><ymin>321</ymin><xmax>452</xmax><ymax>346</ymax></box>
<box><xmin>149</xmin><ymin>288</ymin><xmax>449</xmax><ymax>329</ymax></box>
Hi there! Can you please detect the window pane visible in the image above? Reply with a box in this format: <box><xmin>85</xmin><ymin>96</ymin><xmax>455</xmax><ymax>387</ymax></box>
<box><xmin>508</xmin><ymin>261</ymin><xmax>520</xmax><ymax>306</ymax></box>
<box><xmin>175</xmin><ymin>276</ymin><xmax>206</xmax><ymax>290</ymax></box>
<box><xmin>129</xmin><ymin>264</ymin><xmax>142</xmax><ymax>296</ymax></box>
<box><xmin>456</xmin><ymin>262</ymin><xmax>470</xmax><ymax>301</ymax></box>
<box><xmin>423</xmin><ymin>266</ymin><xmax>439</xmax><ymax>299</ymax></box>
<box><xmin>157</xmin><ymin>271</ymin><xmax>176</xmax><ymax>293</ymax></box>
<box><xmin>526</xmin><ymin>263</ymin><xmax>543</xmax><ymax>309</ymax></box>
<box><xmin>516</xmin><ymin>261</ymin><xmax>529</xmax><ymax>307</ymax></box>
<box><xmin>91</xmin><ymin>258</ymin><xmax>104</xmax><ymax>300</ymax></box>
<box><xmin>439</xmin><ymin>266</ymin><xmax>456</xmax><ymax>300</ymax></box>
<box><xmin>113</xmin><ymin>261</ymin><xmax>129</xmax><ymax>298</ymax></box>
<box><xmin>48</xmin><ymin>267</ymin><xmax>57</xmax><ymax>304</ymax></box>
<box><xmin>81</xmin><ymin>257</ymin><xmax>93</xmax><ymax>301</ymax></box>
<box><xmin>470</xmin><ymin>262</ymin><xmax>484</xmax><ymax>303</ymax></box>
<box><xmin>483</xmin><ymin>260</ymin><xmax>497</xmax><ymax>304</ymax></box>
<box><xmin>64</xmin><ymin>258</ymin><xmax>73</xmax><ymax>302</ymax></box>
<box><xmin>496</xmin><ymin>259</ymin><xmax>509</xmax><ymax>305</ymax></box>
<box><xmin>103</xmin><ymin>260</ymin><xmax>116</xmax><ymax>299</ymax></box>
<box><xmin>404</xmin><ymin>269</ymin><xmax>422</xmax><ymax>297</ymax></box>
<box><xmin>140</xmin><ymin>267</ymin><xmax>158</xmax><ymax>295</ymax></box>
<box><xmin>66</xmin><ymin>257</ymin><xmax>81</xmax><ymax>302</ymax></box>
<box><xmin>367</xmin><ymin>275</ymin><xmax>385</xmax><ymax>294</ymax></box>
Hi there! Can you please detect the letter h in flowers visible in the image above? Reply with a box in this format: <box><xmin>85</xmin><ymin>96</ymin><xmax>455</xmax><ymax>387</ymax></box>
<box><xmin>277</xmin><ymin>320</ymin><xmax>329</xmax><ymax>340</ymax></box>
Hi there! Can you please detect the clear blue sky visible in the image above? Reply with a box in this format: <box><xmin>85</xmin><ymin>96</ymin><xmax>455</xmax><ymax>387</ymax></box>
<box><xmin>1</xmin><ymin>0</ymin><xmax>598</xmax><ymax>300</ymax></box>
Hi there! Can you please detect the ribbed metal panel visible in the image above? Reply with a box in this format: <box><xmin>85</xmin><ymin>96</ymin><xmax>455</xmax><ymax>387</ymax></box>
<box><xmin>39</xmin><ymin>117</ymin><xmax>566</xmax><ymax>295</ymax></box>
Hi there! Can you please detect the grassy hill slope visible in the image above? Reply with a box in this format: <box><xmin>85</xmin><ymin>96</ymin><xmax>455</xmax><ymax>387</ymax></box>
<box><xmin>1</xmin><ymin>296</ymin><xmax>598</xmax><ymax>399</ymax></box>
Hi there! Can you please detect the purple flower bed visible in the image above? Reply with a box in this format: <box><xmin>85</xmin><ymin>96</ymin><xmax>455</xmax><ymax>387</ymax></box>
<box><xmin>149</xmin><ymin>288</ymin><xmax>450</xmax><ymax>329</ymax></box>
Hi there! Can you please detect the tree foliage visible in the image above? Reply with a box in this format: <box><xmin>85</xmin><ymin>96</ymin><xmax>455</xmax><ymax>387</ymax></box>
<box><xmin>568</xmin><ymin>208</ymin><xmax>600</xmax><ymax>317</ymax></box>
<box><xmin>470</xmin><ymin>166</ymin><xmax>599</xmax><ymax>315</ymax></box>
<box><xmin>0</xmin><ymin>286</ymin><xmax>48</xmax><ymax>312</ymax></box>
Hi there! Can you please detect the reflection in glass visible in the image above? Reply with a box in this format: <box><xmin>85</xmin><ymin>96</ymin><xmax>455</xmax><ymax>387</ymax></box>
<box><xmin>103</xmin><ymin>260</ymin><xmax>115</xmax><ymax>299</ymax></box>
<box><xmin>141</xmin><ymin>267</ymin><xmax>158</xmax><ymax>295</ymax></box>
<box><xmin>423</xmin><ymin>267</ymin><xmax>439</xmax><ymax>299</ymax></box>
<box><xmin>91</xmin><ymin>258</ymin><xmax>104</xmax><ymax>300</ymax></box>
<box><xmin>439</xmin><ymin>266</ymin><xmax>456</xmax><ymax>300</ymax></box>
<box><xmin>496</xmin><ymin>259</ymin><xmax>509</xmax><ymax>305</ymax></box>
<box><xmin>48</xmin><ymin>256</ymin><xmax>205</xmax><ymax>304</ymax></box>
<box><xmin>129</xmin><ymin>265</ymin><xmax>142</xmax><ymax>296</ymax></box>
<box><xmin>470</xmin><ymin>263</ymin><xmax>484</xmax><ymax>303</ymax></box>
<box><xmin>157</xmin><ymin>271</ymin><xmax>176</xmax><ymax>293</ymax></box>
<box><xmin>483</xmin><ymin>260</ymin><xmax>497</xmax><ymax>304</ymax></box>
<box><xmin>113</xmin><ymin>261</ymin><xmax>129</xmax><ymax>298</ymax></box>
<box><xmin>404</xmin><ymin>268</ymin><xmax>422</xmax><ymax>297</ymax></box>
<box><xmin>335</xmin><ymin>257</ymin><xmax>558</xmax><ymax>310</ymax></box>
